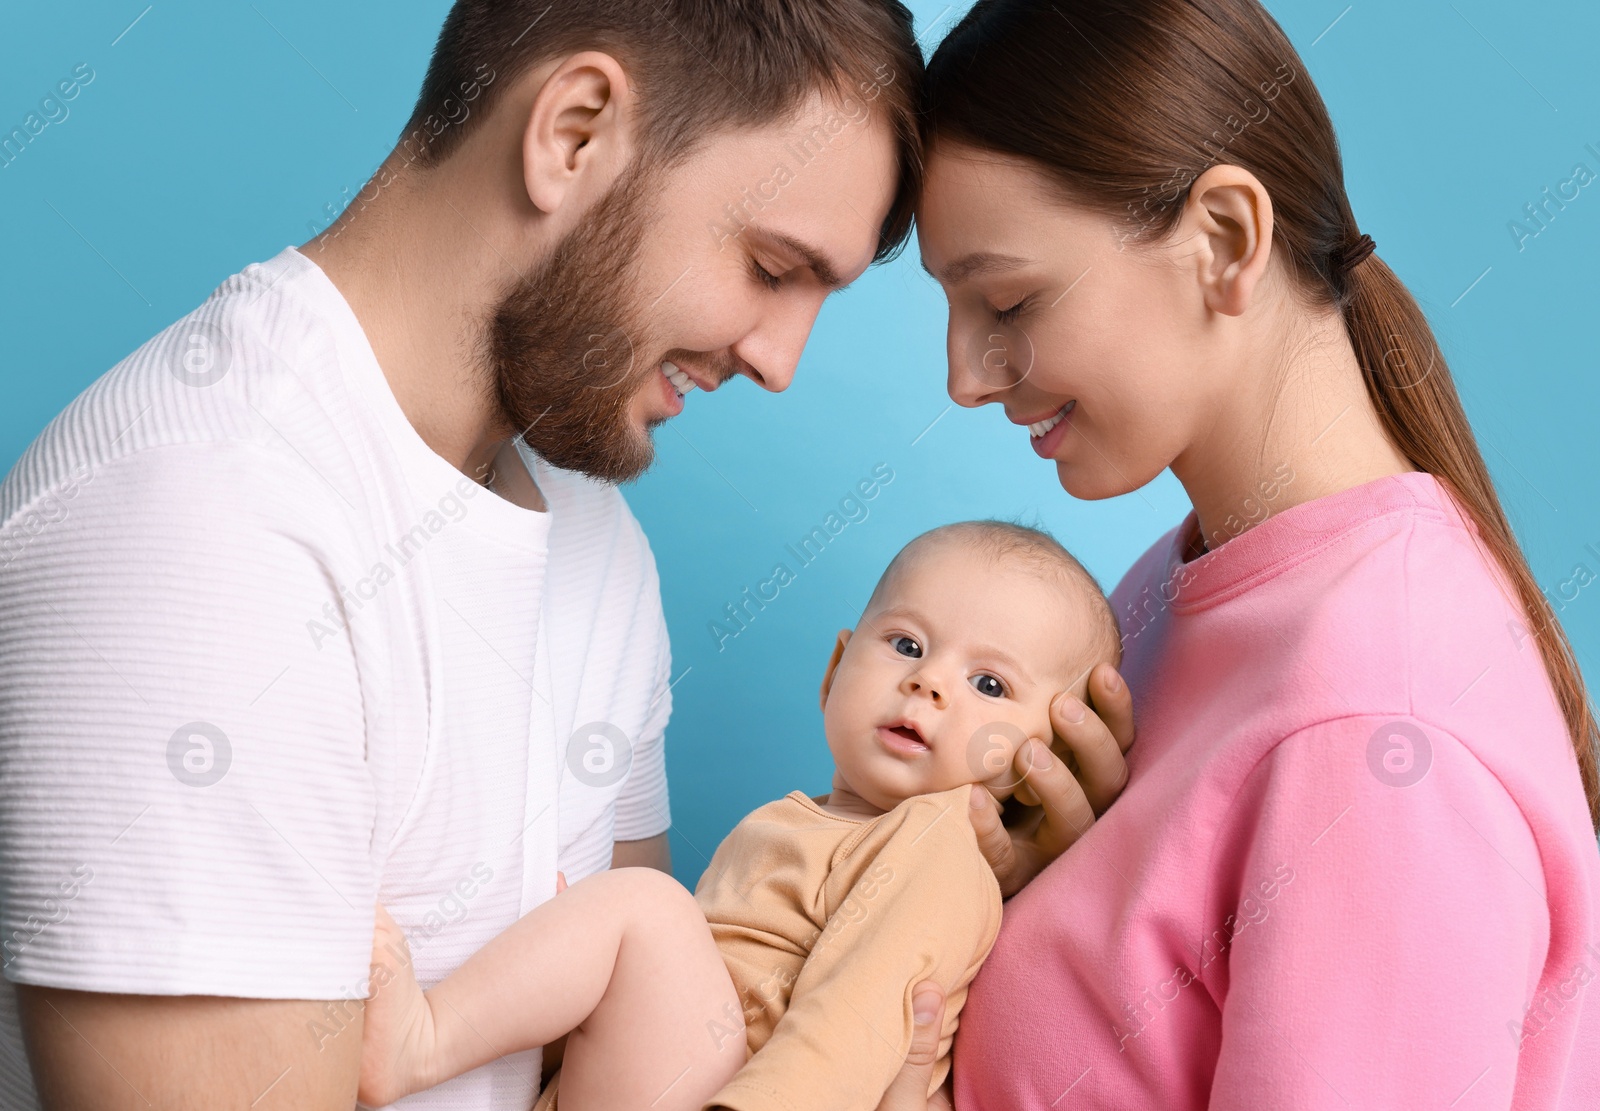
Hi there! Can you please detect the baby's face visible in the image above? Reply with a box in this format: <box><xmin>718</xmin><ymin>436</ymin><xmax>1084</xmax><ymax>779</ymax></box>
<box><xmin>819</xmin><ymin>541</ymin><xmax>1094</xmax><ymax>812</ymax></box>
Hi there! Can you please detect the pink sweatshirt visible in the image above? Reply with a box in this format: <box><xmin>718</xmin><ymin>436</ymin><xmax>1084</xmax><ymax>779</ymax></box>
<box><xmin>953</xmin><ymin>470</ymin><xmax>1600</xmax><ymax>1108</ymax></box>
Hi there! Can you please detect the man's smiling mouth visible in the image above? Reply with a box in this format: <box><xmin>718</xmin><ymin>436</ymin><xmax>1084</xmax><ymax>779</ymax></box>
<box><xmin>662</xmin><ymin>360</ymin><xmax>696</xmax><ymax>397</ymax></box>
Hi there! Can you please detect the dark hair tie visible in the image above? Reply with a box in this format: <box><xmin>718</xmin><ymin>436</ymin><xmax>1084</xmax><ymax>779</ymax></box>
<box><xmin>1336</xmin><ymin>232</ymin><xmax>1377</xmax><ymax>273</ymax></box>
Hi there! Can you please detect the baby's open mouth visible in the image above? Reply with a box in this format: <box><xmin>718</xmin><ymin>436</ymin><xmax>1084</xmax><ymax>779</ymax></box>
<box><xmin>877</xmin><ymin>721</ymin><xmax>930</xmax><ymax>752</ymax></box>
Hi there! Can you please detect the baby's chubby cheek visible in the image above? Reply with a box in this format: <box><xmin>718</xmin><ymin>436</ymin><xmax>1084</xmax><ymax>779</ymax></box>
<box><xmin>948</xmin><ymin>718</ymin><xmax>1038</xmax><ymax>799</ymax></box>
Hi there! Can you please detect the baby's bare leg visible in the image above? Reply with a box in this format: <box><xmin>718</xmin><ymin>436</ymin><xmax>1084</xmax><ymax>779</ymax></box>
<box><xmin>553</xmin><ymin>870</ymin><xmax>747</xmax><ymax>1110</ymax></box>
<box><xmin>361</xmin><ymin>867</ymin><xmax>743</xmax><ymax>1110</ymax></box>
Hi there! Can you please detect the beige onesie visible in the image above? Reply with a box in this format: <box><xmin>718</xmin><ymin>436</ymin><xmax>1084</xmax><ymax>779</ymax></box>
<box><xmin>694</xmin><ymin>783</ymin><xmax>1003</xmax><ymax>1111</ymax></box>
<box><xmin>532</xmin><ymin>784</ymin><xmax>1002</xmax><ymax>1111</ymax></box>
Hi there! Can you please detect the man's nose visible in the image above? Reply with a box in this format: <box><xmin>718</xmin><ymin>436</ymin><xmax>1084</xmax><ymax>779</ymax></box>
<box><xmin>731</xmin><ymin>293</ymin><xmax>827</xmax><ymax>393</ymax></box>
<box><xmin>740</xmin><ymin>356</ymin><xmax>794</xmax><ymax>393</ymax></box>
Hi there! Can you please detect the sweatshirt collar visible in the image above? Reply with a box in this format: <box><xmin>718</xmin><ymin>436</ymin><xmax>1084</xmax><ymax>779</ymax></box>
<box><xmin>1161</xmin><ymin>470</ymin><xmax>1470</xmax><ymax>612</ymax></box>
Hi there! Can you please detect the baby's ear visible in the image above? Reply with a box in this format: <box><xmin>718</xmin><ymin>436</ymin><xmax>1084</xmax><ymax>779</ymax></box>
<box><xmin>818</xmin><ymin>628</ymin><xmax>852</xmax><ymax>712</ymax></box>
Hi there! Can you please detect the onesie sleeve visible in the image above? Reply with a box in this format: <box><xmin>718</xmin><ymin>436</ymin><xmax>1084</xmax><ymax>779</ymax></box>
<box><xmin>705</xmin><ymin>789</ymin><xmax>1001</xmax><ymax>1111</ymax></box>
<box><xmin>0</xmin><ymin>440</ymin><xmax>378</xmax><ymax>998</ymax></box>
<box><xmin>1205</xmin><ymin>714</ymin><xmax>1548</xmax><ymax>1109</ymax></box>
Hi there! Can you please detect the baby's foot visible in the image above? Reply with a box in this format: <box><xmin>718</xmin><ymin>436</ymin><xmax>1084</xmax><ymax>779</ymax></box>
<box><xmin>358</xmin><ymin>903</ymin><xmax>440</xmax><ymax>1107</ymax></box>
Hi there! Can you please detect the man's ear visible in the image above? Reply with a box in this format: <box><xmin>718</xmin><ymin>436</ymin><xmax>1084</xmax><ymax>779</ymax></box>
<box><xmin>818</xmin><ymin>628</ymin><xmax>852</xmax><ymax>712</ymax></box>
<box><xmin>1181</xmin><ymin>163</ymin><xmax>1274</xmax><ymax>318</ymax></box>
<box><xmin>521</xmin><ymin>51</ymin><xmax>635</xmax><ymax>215</ymax></box>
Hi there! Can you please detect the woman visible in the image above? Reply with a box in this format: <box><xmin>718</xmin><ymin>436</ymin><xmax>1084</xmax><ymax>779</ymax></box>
<box><xmin>883</xmin><ymin>0</ymin><xmax>1600</xmax><ymax>1106</ymax></box>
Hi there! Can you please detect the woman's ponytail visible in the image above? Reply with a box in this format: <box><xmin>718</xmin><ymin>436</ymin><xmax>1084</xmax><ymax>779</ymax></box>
<box><xmin>926</xmin><ymin>0</ymin><xmax>1600</xmax><ymax>831</ymax></box>
<box><xmin>1340</xmin><ymin>251</ymin><xmax>1600</xmax><ymax>830</ymax></box>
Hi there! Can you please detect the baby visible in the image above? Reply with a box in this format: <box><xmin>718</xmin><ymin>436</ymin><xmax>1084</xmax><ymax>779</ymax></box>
<box><xmin>358</xmin><ymin>519</ymin><xmax>1123</xmax><ymax>1111</ymax></box>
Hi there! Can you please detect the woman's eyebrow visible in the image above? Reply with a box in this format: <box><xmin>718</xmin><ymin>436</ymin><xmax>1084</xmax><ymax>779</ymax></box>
<box><xmin>922</xmin><ymin>251</ymin><xmax>1033</xmax><ymax>285</ymax></box>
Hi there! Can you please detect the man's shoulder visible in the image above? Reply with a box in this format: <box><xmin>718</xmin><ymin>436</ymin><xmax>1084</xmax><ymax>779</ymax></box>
<box><xmin>2</xmin><ymin>249</ymin><xmax>370</xmax><ymax>531</ymax></box>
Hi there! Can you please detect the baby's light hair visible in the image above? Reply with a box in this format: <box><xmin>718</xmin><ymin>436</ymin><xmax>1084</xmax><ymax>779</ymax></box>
<box><xmin>866</xmin><ymin>518</ymin><xmax>1123</xmax><ymax>683</ymax></box>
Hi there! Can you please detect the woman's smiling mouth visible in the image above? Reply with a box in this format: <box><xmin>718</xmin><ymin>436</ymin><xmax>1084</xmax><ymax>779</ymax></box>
<box><xmin>1028</xmin><ymin>401</ymin><xmax>1076</xmax><ymax>457</ymax></box>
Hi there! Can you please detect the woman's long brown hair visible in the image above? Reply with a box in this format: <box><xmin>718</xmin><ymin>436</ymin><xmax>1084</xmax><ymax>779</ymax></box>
<box><xmin>925</xmin><ymin>0</ymin><xmax>1600</xmax><ymax>831</ymax></box>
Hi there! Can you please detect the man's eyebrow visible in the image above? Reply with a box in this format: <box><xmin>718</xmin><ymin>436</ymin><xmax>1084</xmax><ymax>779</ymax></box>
<box><xmin>921</xmin><ymin>251</ymin><xmax>1032</xmax><ymax>286</ymax></box>
<box><xmin>745</xmin><ymin>227</ymin><xmax>849</xmax><ymax>291</ymax></box>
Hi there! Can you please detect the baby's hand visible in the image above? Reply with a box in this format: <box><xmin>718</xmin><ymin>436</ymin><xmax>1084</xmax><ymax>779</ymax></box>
<box><xmin>359</xmin><ymin>903</ymin><xmax>442</xmax><ymax>1107</ymax></box>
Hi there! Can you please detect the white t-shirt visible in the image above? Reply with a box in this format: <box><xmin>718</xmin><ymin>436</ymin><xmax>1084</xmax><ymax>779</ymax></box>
<box><xmin>0</xmin><ymin>245</ymin><xmax>674</xmax><ymax>1109</ymax></box>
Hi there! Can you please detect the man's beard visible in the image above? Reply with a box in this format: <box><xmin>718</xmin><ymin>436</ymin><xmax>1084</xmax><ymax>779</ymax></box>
<box><xmin>483</xmin><ymin>162</ymin><xmax>664</xmax><ymax>485</ymax></box>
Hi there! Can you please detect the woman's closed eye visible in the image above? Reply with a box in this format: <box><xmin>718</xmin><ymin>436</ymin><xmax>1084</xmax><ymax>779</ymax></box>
<box><xmin>993</xmin><ymin>294</ymin><xmax>1033</xmax><ymax>325</ymax></box>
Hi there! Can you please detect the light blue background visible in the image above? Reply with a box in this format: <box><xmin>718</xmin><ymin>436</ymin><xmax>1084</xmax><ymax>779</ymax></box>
<box><xmin>2</xmin><ymin>1</ymin><xmax>1596</xmax><ymax>883</ymax></box>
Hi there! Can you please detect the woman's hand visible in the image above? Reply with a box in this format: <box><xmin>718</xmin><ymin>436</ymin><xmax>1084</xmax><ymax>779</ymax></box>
<box><xmin>875</xmin><ymin>983</ymin><xmax>953</xmax><ymax>1111</ymax></box>
<box><xmin>878</xmin><ymin>669</ymin><xmax>1133</xmax><ymax>1109</ymax></box>
<box><xmin>973</xmin><ymin>662</ymin><xmax>1134</xmax><ymax>897</ymax></box>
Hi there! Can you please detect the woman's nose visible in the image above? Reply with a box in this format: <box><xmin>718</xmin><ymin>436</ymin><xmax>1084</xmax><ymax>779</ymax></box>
<box><xmin>947</xmin><ymin>333</ymin><xmax>983</xmax><ymax>408</ymax></box>
<box><xmin>947</xmin><ymin>326</ymin><xmax>1022</xmax><ymax>408</ymax></box>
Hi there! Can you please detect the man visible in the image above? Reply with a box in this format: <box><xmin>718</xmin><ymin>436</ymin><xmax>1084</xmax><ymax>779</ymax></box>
<box><xmin>0</xmin><ymin>3</ymin><xmax>1130</xmax><ymax>1108</ymax></box>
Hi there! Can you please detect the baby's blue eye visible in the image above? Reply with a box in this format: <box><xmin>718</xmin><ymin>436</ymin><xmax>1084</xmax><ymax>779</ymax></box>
<box><xmin>970</xmin><ymin>673</ymin><xmax>1006</xmax><ymax>698</ymax></box>
<box><xmin>890</xmin><ymin>636</ymin><xmax>922</xmax><ymax>658</ymax></box>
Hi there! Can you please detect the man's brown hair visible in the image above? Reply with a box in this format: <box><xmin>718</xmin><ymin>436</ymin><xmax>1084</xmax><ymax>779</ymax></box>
<box><xmin>401</xmin><ymin>0</ymin><xmax>925</xmax><ymax>262</ymax></box>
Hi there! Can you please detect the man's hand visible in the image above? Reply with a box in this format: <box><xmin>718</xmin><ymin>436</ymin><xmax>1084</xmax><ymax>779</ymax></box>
<box><xmin>876</xmin><ymin>983</ymin><xmax>952</xmax><ymax>1111</ymax></box>
<box><xmin>17</xmin><ymin>985</ymin><xmax>363</xmax><ymax>1110</ymax></box>
<box><xmin>972</xmin><ymin>662</ymin><xmax>1134</xmax><ymax>897</ymax></box>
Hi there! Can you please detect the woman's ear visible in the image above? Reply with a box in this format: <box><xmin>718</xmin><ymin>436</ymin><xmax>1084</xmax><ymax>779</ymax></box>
<box><xmin>1182</xmin><ymin>164</ymin><xmax>1275</xmax><ymax>318</ymax></box>
<box><xmin>520</xmin><ymin>51</ymin><xmax>636</xmax><ymax>215</ymax></box>
<box><xmin>818</xmin><ymin>628</ymin><xmax>853</xmax><ymax>712</ymax></box>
